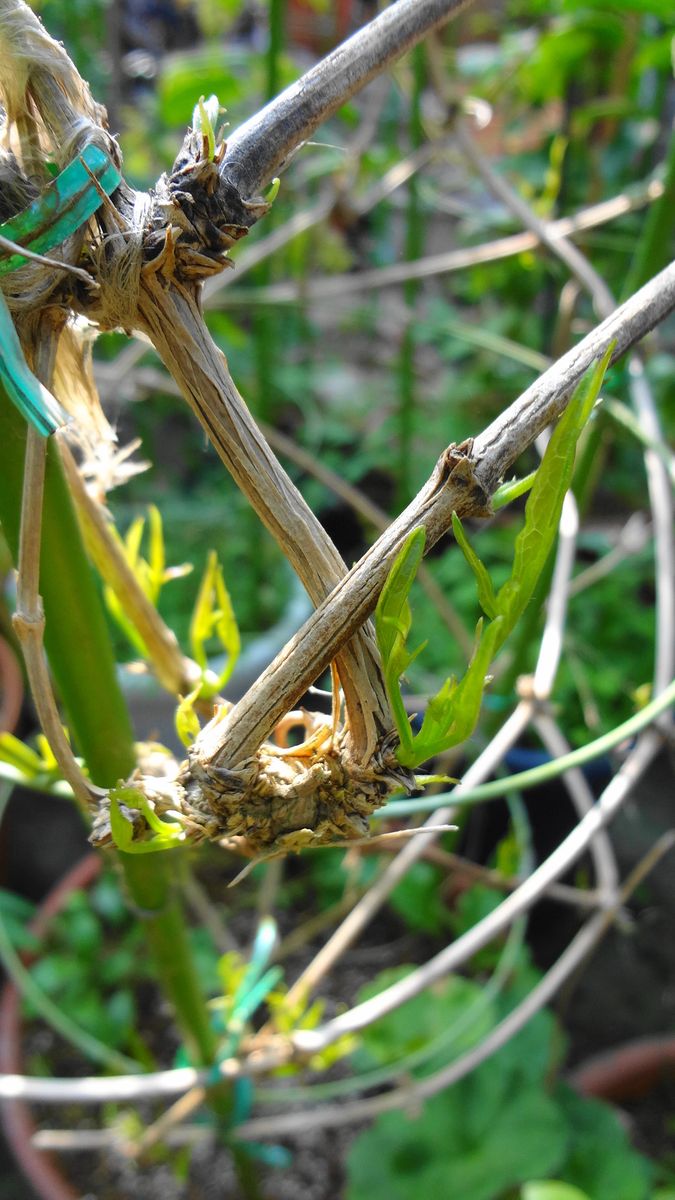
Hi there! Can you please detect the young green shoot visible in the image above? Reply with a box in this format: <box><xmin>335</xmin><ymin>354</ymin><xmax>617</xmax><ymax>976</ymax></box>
<box><xmin>109</xmin><ymin>786</ymin><xmax>187</xmax><ymax>855</ymax></box>
<box><xmin>376</xmin><ymin>349</ymin><xmax>613</xmax><ymax>771</ymax></box>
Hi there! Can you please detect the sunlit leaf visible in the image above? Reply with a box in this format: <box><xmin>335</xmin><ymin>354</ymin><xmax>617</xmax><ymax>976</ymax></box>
<box><xmin>376</xmin><ymin>354</ymin><xmax>611</xmax><ymax>771</ymax></box>
<box><xmin>522</xmin><ymin>1184</ymin><xmax>591</xmax><ymax>1200</ymax></box>
<box><xmin>193</xmin><ymin>93</ymin><xmax>219</xmax><ymax>160</ymax></box>
<box><xmin>109</xmin><ymin>787</ymin><xmax>185</xmax><ymax>855</ymax></box>
<box><xmin>189</xmin><ymin>550</ymin><xmax>241</xmax><ymax>695</ymax></box>
<box><xmin>452</xmin><ymin>513</ymin><xmax>498</xmax><ymax>619</ymax></box>
<box><xmin>375</xmin><ymin>528</ymin><xmax>427</xmax><ymax>755</ymax></box>
<box><xmin>0</xmin><ymin>732</ymin><xmax>44</xmax><ymax>775</ymax></box>
<box><xmin>494</xmin><ymin>348</ymin><xmax>613</xmax><ymax>646</ymax></box>
<box><xmin>146</xmin><ymin>504</ymin><xmax>165</xmax><ymax>603</ymax></box>
<box><xmin>175</xmin><ymin>687</ymin><xmax>202</xmax><ymax>748</ymax></box>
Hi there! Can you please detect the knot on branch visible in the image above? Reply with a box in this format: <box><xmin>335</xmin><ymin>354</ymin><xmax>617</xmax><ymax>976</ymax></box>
<box><xmin>440</xmin><ymin>439</ymin><xmax>492</xmax><ymax>518</ymax></box>
<box><xmin>141</xmin><ymin>127</ymin><xmax>270</xmax><ymax>285</ymax></box>
<box><xmin>89</xmin><ymin>711</ymin><xmax>415</xmax><ymax>859</ymax></box>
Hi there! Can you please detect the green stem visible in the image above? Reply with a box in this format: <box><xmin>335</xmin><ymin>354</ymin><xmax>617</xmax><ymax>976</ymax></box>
<box><xmin>0</xmin><ymin>401</ymin><xmax>134</xmax><ymax>783</ymax></box>
<box><xmin>380</xmin><ymin>675</ymin><xmax>675</xmax><ymax>817</ymax></box>
<box><xmin>119</xmin><ymin>853</ymin><xmax>217</xmax><ymax>1066</ymax></box>
<box><xmin>0</xmin><ymin>387</ymin><xmax>217</xmax><ymax>1072</ymax></box>
<box><xmin>397</xmin><ymin>43</ymin><xmax>425</xmax><ymax>509</ymax></box>
<box><xmin>621</xmin><ymin>126</ymin><xmax>675</xmax><ymax>301</ymax></box>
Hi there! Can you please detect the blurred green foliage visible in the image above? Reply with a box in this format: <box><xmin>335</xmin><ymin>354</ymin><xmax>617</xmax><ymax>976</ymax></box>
<box><xmin>347</xmin><ymin>952</ymin><xmax>653</xmax><ymax>1200</ymax></box>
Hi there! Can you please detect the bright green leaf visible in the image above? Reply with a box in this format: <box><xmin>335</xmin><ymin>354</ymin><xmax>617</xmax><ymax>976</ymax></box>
<box><xmin>494</xmin><ymin>348</ymin><xmax>612</xmax><ymax>647</ymax></box>
<box><xmin>123</xmin><ymin>515</ymin><xmax>145</xmax><ymax>571</ymax></box>
<box><xmin>0</xmin><ymin>733</ymin><xmax>45</xmax><ymax>776</ymax></box>
<box><xmin>109</xmin><ymin>787</ymin><xmax>185</xmax><ymax>855</ymax></box>
<box><xmin>193</xmin><ymin>93</ymin><xmax>219</xmax><ymax>160</ymax></box>
<box><xmin>146</xmin><ymin>504</ymin><xmax>165</xmax><ymax>602</ymax></box>
<box><xmin>175</xmin><ymin>687</ymin><xmax>202</xmax><ymax>748</ymax></box>
<box><xmin>189</xmin><ymin>550</ymin><xmax>240</xmax><ymax>694</ymax></box>
<box><xmin>522</xmin><ymin>1184</ymin><xmax>591</xmax><ymax>1200</ymax></box>
<box><xmin>452</xmin><ymin>512</ymin><xmax>498</xmax><ymax>619</ymax></box>
<box><xmin>375</xmin><ymin>528</ymin><xmax>427</xmax><ymax>755</ymax></box>
<box><xmin>400</xmin><ymin>617</ymin><xmax>503</xmax><ymax>767</ymax></box>
<box><xmin>492</xmin><ymin>470</ymin><xmax>538</xmax><ymax>510</ymax></box>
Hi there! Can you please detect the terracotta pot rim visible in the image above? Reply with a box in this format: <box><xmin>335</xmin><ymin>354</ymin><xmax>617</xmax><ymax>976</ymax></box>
<box><xmin>0</xmin><ymin>852</ymin><xmax>103</xmax><ymax>1200</ymax></box>
<box><xmin>569</xmin><ymin>1035</ymin><xmax>675</xmax><ymax>1103</ymax></box>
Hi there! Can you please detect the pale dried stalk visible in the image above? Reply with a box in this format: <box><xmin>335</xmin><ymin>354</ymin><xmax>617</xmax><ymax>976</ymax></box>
<box><xmin>219</xmin><ymin>0</ymin><xmax>472</xmax><ymax>201</ymax></box>
<box><xmin>282</xmin><ymin>700</ymin><xmax>533</xmax><ymax>1011</ymax></box>
<box><xmin>278</xmin><ymin>374</ymin><xmax>650</xmax><ymax>1008</ymax></box>
<box><xmin>628</xmin><ymin>359</ymin><xmax>674</xmax><ymax>704</ymax></box>
<box><xmin>18</xmin><ymin>751</ymin><xmax>671</xmax><ymax>1120</ymax></box>
<box><xmin>2</xmin><ymin>733</ymin><xmax>669</xmax><ymax>1110</ymax></box>
<box><xmin>257</xmin><ymin>421</ymin><xmax>473</xmax><ymax>654</ymax></box>
<box><xmin>100</xmin><ymin>178</ymin><xmax>663</xmax><ymax>393</ymax></box>
<box><xmin>244</xmin><ymin>838</ymin><xmax>675</xmax><ymax>1142</ymax></box>
<box><xmin>136</xmin><ymin>277</ymin><xmax>391</xmax><ymax>763</ymax></box>
<box><xmin>458</xmin><ymin>118</ymin><xmax>674</xmax><ymax>706</ymax></box>
<box><xmin>293</xmin><ymin>730</ymin><xmax>663</xmax><ymax>1054</ymax></box>
<box><xmin>113</xmin><ymin>360</ymin><xmax>472</xmax><ymax>654</ymax></box>
<box><xmin>534</xmin><ymin>713</ymin><xmax>619</xmax><ymax>902</ymax></box>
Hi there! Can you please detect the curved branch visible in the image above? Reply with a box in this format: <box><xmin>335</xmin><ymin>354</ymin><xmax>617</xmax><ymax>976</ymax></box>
<box><xmin>220</xmin><ymin>0</ymin><xmax>472</xmax><ymax>202</ymax></box>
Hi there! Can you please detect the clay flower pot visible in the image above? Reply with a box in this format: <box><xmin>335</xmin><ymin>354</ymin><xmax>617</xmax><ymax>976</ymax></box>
<box><xmin>569</xmin><ymin>1037</ymin><xmax>675</xmax><ymax>1103</ymax></box>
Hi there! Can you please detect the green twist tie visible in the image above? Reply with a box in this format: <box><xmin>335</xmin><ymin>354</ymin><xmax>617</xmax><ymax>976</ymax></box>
<box><xmin>0</xmin><ymin>144</ymin><xmax>122</xmax><ymax>436</ymax></box>
<box><xmin>0</xmin><ymin>144</ymin><xmax>121</xmax><ymax>277</ymax></box>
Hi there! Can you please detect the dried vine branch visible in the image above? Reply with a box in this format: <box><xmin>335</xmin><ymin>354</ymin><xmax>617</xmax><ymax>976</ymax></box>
<box><xmin>191</xmin><ymin>261</ymin><xmax>675</xmax><ymax>768</ymax></box>
<box><xmin>219</xmin><ymin>0</ymin><xmax>473</xmax><ymax>202</ymax></box>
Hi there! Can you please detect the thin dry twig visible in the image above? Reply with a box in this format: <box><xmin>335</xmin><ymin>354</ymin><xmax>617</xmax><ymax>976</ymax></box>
<box><xmin>213</xmin><ymin>179</ymin><xmax>665</xmax><ymax>307</ymax></box>
<box><xmin>219</xmin><ymin>0</ymin><xmax>473</xmax><ymax>202</ymax></box>
<box><xmin>534</xmin><ymin>712</ymin><xmax>619</xmax><ymax>903</ymax></box>
<box><xmin>457</xmin><ymin>113</ymin><xmax>674</xmax><ymax>708</ymax></box>
<box><xmin>11</xmin><ymin>343</ymin><xmax>99</xmax><ymax>809</ymax></box>
<box><xmin>103</xmin><ymin>363</ymin><xmax>473</xmax><ymax>655</ymax></box>
<box><xmin>282</xmin><ymin>700</ymin><xmax>533</xmax><ymax>1011</ymax></box>
<box><xmin>30</xmin><ymin>826</ymin><xmax>675</xmax><ymax>1144</ymax></box>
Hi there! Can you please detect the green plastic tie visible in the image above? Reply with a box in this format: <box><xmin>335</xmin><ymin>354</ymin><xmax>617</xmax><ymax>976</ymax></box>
<box><xmin>0</xmin><ymin>144</ymin><xmax>122</xmax><ymax>276</ymax></box>
<box><xmin>207</xmin><ymin>918</ymin><xmax>281</xmax><ymax>1095</ymax></box>
<box><xmin>0</xmin><ymin>292</ymin><xmax>67</xmax><ymax>436</ymax></box>
<box><xmin>0</xmin><ymin>144</ymin><xmax>121</xmax><ymax>436</ymax></box>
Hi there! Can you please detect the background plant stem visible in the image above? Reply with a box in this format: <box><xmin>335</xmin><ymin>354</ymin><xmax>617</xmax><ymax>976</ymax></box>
<box><xmin>397</xmin><ymin>43</ymin><xmax>426</xmax><ymax>508</ymax></box>
<box><xmin>621</xmin><ymin>125</ymin><xmax>675</xmax><ymax>300</ymax></box>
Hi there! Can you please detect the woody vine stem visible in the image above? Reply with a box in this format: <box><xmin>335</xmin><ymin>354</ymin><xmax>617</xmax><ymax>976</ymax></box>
<box><xmin>0</xmin><ymin>0</ymin><xmax>674</xmax><ymax>1141</ymax></box>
